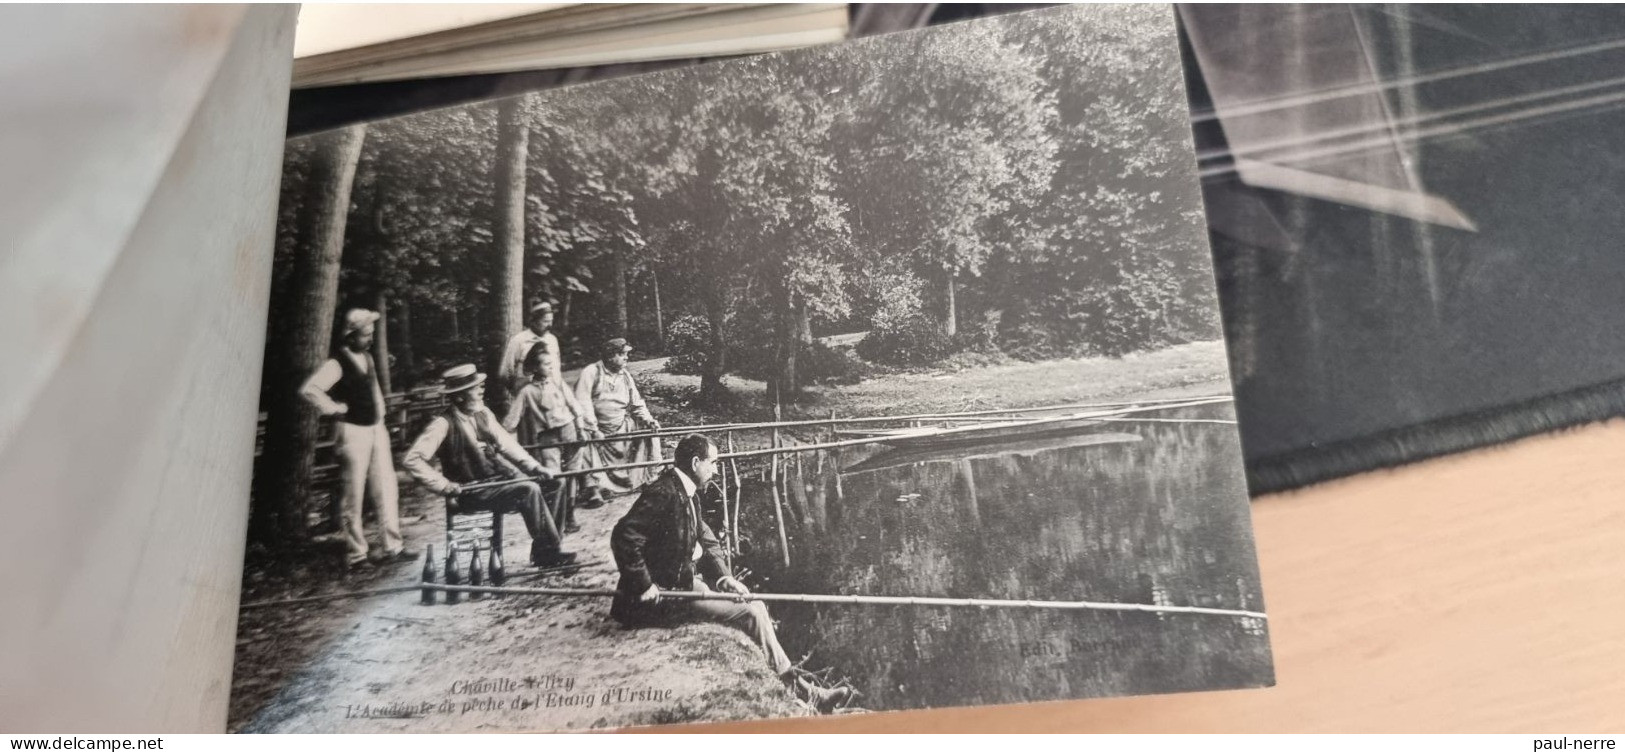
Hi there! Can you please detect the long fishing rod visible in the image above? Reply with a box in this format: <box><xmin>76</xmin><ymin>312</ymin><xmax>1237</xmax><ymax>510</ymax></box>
<box><xmin>234</xmin><ymin>560</ymin><xmax>598</xmax><ymax>611</ymax></box>
<box><xmin>238</xmin><ymin>584</ymin><xmax>424</xmax><ymax>610</ymax></box>
<box><xmin>527</xmin><ymin>412</ymin><xmax>1033</xmax><ymax>451</ymax></box>
<box><xmin>420</xmin><ymin>582</ymin><xmax>1268</xmax><ymax>620</ymax></box>
<box><xmin>460</xmin><ymin>397</ymin><xmax>1233</xmax><ymax>487</ymax></box>
<box><xmin>468</xmin><ymin>425</ymin><xmax>973</xmax><ymax>492</ymax></box>
<box><xmin>521</xmin><ymin>423</ymin><xmax>746</xmax><ymax>452</ymax></box>
<box><xmin>523</xmin><ymin>394</ymin><xmax>1235</xmax><ymax>452</ymax></box>
<box><xmin>714</xmin><ymin>398</ymin><xmax>1223</xmax><ymax>465</ymax></box>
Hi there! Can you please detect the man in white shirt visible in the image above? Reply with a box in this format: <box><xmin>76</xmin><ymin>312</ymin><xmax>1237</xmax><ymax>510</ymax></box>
<box><xmin>403</xmin><ymin>364</ymin><xmax>576</xmax><ymax>568</ymax></box>
<box><xmin>299</xmin><ymin>308</ymin><xmax>405</xmax><ymax>568</ymax></box>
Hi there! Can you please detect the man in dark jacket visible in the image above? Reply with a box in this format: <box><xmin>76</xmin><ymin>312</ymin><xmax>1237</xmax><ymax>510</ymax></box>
<box><xmin>609</xmin><ymin>434</ymin><xmax>852</xmax><ymax>712</ymax></box>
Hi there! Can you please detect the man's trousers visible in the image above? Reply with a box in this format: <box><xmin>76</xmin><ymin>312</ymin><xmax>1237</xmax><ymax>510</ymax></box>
<box><xmin>457</xmin><ymin>479</ymin><xmax>564</xmax><ymax>564</ymax></box>
<box><xmin>531</xmin><ymin>423</ymin><xmax>602</xmax><ymax>487</ymax></box>
<box><xmin>335</xmin><ymin>420</ymin><xmax>402</xmax><ymax>565</ymax></box>
<box><xmin>618</xmin><ymin>578</ymin><xmax>794</xmax><ymax>676</ymax></box>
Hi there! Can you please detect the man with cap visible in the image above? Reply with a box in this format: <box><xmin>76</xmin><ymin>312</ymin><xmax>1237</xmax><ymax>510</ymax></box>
<box><xmin>574</xmin><ymin>337</ymin><xmax>662</xmax><ymax>495</ymax></box>
<box><xmin>498</xmin><ymin>300</ymin><xmax>562</xmax><ymax>408</ymax></box>
<box><xmin>403</xmin><ymin>364</ymin><xmax>577</xmax><ymax>568</ymax></box>
<box><xmin>299</xmin><ymin>308</ymin><xmax>406</xmax><ymax>568</ymax></box>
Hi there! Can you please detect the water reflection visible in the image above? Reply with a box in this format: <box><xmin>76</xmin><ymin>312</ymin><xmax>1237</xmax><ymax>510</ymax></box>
<box><xmin>709</xmin><ymin>404</ymin><xmax>1273</xmax><ymax>711</ymax></box>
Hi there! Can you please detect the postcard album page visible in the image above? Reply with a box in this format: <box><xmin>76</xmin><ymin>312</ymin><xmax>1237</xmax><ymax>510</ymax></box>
<box><xmin>232</xmin><ymin>4</ymin><xmax>1273</xmax><ymax>732</ymax></box>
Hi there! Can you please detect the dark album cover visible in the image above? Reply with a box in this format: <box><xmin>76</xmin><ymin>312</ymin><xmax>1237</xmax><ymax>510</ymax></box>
<box><xmin>233</xmin><ymin>4</ymin><xmax>1273</xmax><ymax>732</ymax></box>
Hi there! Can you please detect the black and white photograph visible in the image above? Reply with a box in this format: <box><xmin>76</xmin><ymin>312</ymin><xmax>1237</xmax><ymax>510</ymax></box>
<box><xmin>233</xmin><ymin>4</ymin><xmax>1274</xmax><ymax>732</ymax></box>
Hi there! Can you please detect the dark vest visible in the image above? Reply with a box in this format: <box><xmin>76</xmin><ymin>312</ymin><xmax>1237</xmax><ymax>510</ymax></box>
<box><xmin>434</xmin><ymin>408</ymin><xmax>511</xmax><ymax>484</ymax></box>
<box><xmin>333</xmin><ymin>349</ymin><xmax>382</xmax><ymax>426</ymax></box>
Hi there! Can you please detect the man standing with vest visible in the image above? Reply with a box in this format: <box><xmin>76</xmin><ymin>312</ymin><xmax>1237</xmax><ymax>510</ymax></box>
<box><xmin>403</xmin><ymin>364</ymin><xmax>577</xmax><ymax>568</ymax></box>
<box><xmin>299</xmin><ymin>308</ymin><xmax>406</xmax><ymax>568</ymax></box>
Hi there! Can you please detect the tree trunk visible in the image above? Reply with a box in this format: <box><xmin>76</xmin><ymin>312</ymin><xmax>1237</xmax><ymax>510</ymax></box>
<box><xmin>614</xmin><ymin>251</ymin><xmax>629</xmax><ymax>338</ymax></box>
<box><xmin>776</xmin><ymin>295</ymin><xmax>808</xmax><ymax>399</ymax></box>
<box><xmin>774</xmin><ymin>338</ymin><xmax>792</xmax><ymax>404</ymax></box>
<box><xmin>490</xmin><ymin>96</ymin><xmax>528</xmax><ymax>402</ymax></box>
<box><xmin>793</xmin><ymin>301</ymin><xmax>813</xmax><ymax>394</ymax></box>
<box><xmin>700</xmin><ymin>290</ymin><xmax>729</xmax><ymax>401</ymax></box>
<box><xmin>397</xmin><ymin>299</ymin><xmax>415</xmax><ymax>388</ymax></box>
<box><xmin>796</xmin><ymin>303</ymin><xmax>813</xmax><ymax>346</ymax></box>
<box><xmin>373</xmin><ymin>289</ymin><xmax>392</xmax><ymax>396</ymax></box>
<box><xmin>252</xmin><ymin>123</ymin><xmax>366</xmax><ymax>548</ymax></box>
<box><xmin>651</xmin><ymin>270</ymin><xmax>665</xmax><ymax>351</ymax></box>
<box><xmin>943</xmin><ymin>269</ymin><xmax>958</xmax><ymax>337</ymax></box>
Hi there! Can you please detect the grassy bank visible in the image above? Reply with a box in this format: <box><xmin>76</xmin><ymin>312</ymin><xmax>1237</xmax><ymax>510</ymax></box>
<box><xmin>638</xmin><ymin>339</ymin><xmax>1233</xmax><ymax>437</ymax></box>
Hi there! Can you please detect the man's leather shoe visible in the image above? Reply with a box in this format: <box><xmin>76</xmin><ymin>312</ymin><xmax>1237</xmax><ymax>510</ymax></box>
<box><xmin>577</xmin><ymin>489</ymin><xmax>606</xmax><ymax>510</ymax></box>
<box><xmin>373</xmin><ymin>548</ymin><xmax>418</xmax><ymax>563</ymax></box>
<box><xmin>532</xmin><ymin>550</ymin><xmax>578</xmax><ymax>569</ymax></box>
<box><xmin>791</xmin><ymin>676</ymin><xmax>854</xmax><ymax>714</ymax></box>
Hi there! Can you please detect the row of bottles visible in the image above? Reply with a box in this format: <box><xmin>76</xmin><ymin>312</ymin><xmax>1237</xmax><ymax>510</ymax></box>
<box><xmin>420</xmin><ymin>542</ymin><xmax>505</xmax><ymax>605</ymax></box>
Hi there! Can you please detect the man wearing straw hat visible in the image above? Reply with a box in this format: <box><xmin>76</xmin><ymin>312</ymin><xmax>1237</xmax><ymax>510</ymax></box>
<box><xmin>610</xmin><ymin>434</ymin><xmax>852</xmax><ymax>712</ymax></box>
<box><xmin>299</xmin><ymin>308</ymin><xmax>406</xmax><ymax>569</ymax></box>
<box><xmin>403</xmin><ymin>364</ymin><xmax>577</xmax><ymax>568</ymax></box>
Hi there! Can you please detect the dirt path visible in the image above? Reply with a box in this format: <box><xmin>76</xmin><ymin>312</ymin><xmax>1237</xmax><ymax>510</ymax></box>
<box><xmin>232</xmin><ymin>485</ymin><xmax>806</xmax><ymax>732</ymax></box>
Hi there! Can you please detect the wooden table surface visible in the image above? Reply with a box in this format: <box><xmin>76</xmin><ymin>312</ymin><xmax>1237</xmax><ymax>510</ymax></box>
<box><xmin>685</xmin><ymin>420</ymin><xmax>1625</xmax><ymax>732</ymax></box>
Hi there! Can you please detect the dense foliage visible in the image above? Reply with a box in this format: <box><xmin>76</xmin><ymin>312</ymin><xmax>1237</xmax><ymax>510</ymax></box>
<box><xmin>276</xmin><ymin>5</ymin><xmax>1218</xmax><ymax>399</ymax></box>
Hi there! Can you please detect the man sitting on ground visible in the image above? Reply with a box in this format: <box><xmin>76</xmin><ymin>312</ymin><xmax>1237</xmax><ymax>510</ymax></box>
<box><xmin>403</xmin><ymin>364</ymin><xmax>577</xmax><ymax>568</ymax></box>
<box><xmin>609</xmin><ymin>434</ymin><xmax>853</xmax><ymax>712</ymax></box>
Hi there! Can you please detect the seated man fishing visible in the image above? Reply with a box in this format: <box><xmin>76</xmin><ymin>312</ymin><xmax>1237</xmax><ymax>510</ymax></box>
<box><xmin>403</xmin><ymin>364</ymin><xmax>577</xmax><ymax>568</ymax></box>
<box><xmin>609</xmin><ymin>434</ymin><xmax>852</xmax><ymax>712</ymax></box>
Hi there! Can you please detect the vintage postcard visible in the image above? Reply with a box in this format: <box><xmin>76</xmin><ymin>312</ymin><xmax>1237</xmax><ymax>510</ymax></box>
<box><xmin>233</xmin><ymin>4</ymin><xmax>1273</xmax><ymax>732</ymax></box>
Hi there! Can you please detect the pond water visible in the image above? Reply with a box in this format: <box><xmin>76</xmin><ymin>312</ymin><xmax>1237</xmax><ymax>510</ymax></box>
<box><xmin>708</xmin><ymin>403</ymin><xmax>1274</xmax><ymax>711</ymax></box>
